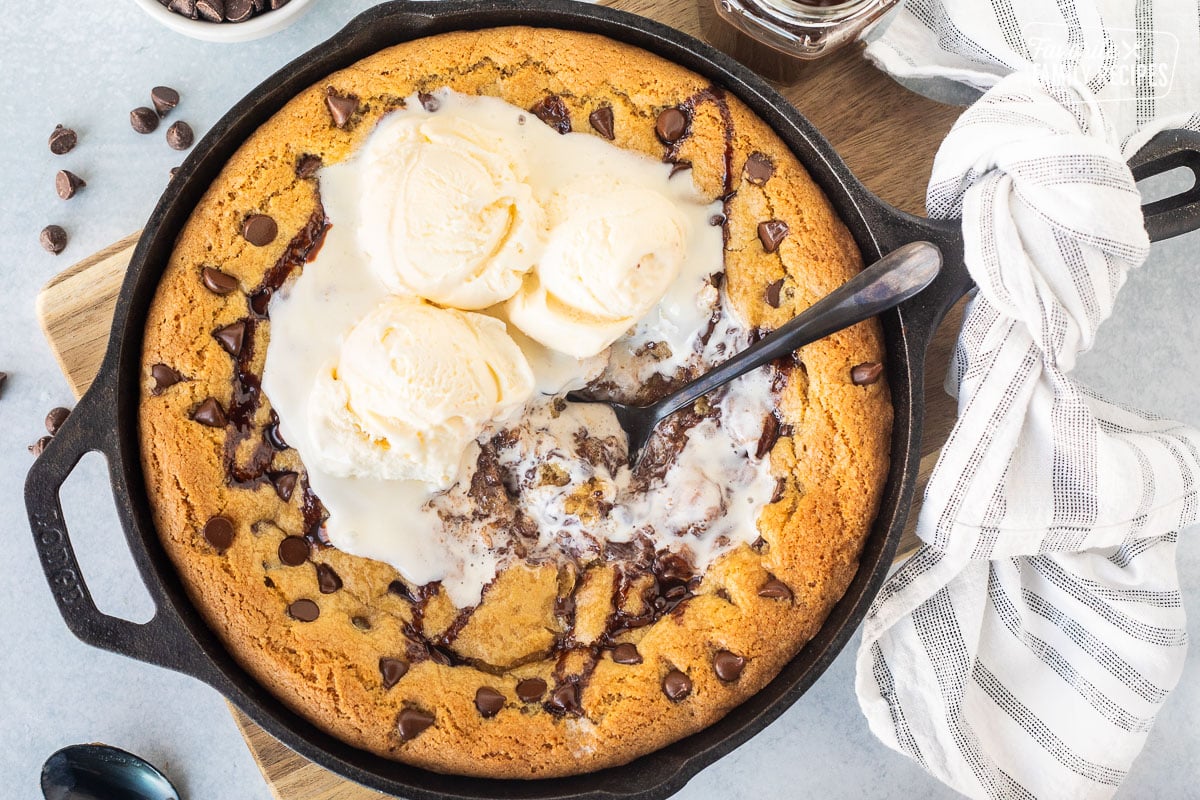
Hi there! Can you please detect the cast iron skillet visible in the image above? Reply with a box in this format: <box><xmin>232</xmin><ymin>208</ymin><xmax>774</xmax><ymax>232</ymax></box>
<box><xmin>25</xmin><ymin>2</ymin><xmax>1200</xmax><ymax>798</ymax></box>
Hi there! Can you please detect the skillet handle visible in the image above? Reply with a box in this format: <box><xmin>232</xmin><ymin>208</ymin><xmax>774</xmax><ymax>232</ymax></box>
<box><xmin>1128</xmin><ymin>128</ymin><xmax>1200</xmax><ymax>242</ymax></box>
<box><xmin>24</xmin><ymin>385</ymin><xmax>216</xmax><ymax>684</ymax></box>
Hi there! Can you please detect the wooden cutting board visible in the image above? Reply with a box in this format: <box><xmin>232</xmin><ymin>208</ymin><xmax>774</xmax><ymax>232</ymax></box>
<box><xmin>35</xmin><ymin>1</ymin><xmax>963</xmax><ymax>797</ymax></box>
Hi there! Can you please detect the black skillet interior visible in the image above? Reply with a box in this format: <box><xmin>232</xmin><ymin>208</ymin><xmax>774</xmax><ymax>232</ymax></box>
<box><xmin>24</xmin><ymin>2</ymin><xmax>1200</xmax><ymax>799</ymax></box>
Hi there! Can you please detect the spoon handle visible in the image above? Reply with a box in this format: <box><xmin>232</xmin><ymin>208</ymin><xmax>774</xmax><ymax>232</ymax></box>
<box><xmin>651</xmin><ymin>240</ymin><xmax>943</xmax><ymax>421</ymax></box>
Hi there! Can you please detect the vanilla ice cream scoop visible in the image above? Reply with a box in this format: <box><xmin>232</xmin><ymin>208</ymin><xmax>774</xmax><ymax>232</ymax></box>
<box><xmin>308</xmin><ymin>297</ymin><xmax>534</xmax><ymax>488</ymax></box>
<box><xmin>506</xmin><ymin>178</ymin><xmax>689</xmax><ymax>358</ymax></box>
<box><xmin>359</xmin><ymin>111</ymin><xmax>545</xmax><ymax>309</ymax></box>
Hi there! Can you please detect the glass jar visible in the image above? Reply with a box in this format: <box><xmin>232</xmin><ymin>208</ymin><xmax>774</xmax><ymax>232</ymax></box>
<box><xmin>713</xmin><ymin>0</ymin><xmax>900</xmax><ymax>59</ymax></box>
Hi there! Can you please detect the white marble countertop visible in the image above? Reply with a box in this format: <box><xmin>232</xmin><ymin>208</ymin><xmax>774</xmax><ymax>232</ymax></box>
<box><xmin>1</xmin><ymin>1</ymin><xmax>1196</xmax><ymax>798</ymax></box>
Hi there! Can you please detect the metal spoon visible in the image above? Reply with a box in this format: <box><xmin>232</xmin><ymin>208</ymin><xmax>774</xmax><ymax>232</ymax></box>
<box><xmin>568</xmin><ymin>240</ymin><xmax>942</xmax><ymax>465</ymax></box>
<box><xmin>41</xmin><ymin>743</ymin><xmax>180</xmax><ymax>800</ymax></box>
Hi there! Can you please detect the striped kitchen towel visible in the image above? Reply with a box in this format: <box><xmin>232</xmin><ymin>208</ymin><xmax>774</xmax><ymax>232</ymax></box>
<box><xmin>854</xmin><ymin>3</ymin><xmax>1200</xmax><ymax>798</ymax></box>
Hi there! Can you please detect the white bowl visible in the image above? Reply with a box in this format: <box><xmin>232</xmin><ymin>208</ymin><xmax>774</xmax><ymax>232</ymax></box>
<box><xmin>130</xmin><ymin>0</ymin><xmax>317</xmax><ymax>42</ymax></box>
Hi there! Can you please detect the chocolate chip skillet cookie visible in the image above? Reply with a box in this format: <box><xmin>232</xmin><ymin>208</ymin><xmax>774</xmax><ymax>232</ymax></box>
<box><xmin>140</xmin><ymin>26</ymin><xmax>891</xmax><ymax>778</ymax></box>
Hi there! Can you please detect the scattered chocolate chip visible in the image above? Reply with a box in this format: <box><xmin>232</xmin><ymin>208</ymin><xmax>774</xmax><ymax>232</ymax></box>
<box><xmin>380</xmin><ymin>657</ymin><xmax>409</xmax><ymax>689</ymax></box>
<box><xmin>150</xmin><ymin>364</ymin><xmax>182</xmax><ymax>394</ymax></box>
<box><xmin>203</xmin><ymin>516</ymin><xmax>235</xmax><ymax>551</ymax></box>
<box><xmin>288</xmin><ymin>598</ymin><xmax>320</xmax><ymax>622</ymax></box>
<box><xmin>272</xmin><ymin>471</ymin><xmax>298</xmax><ymax>502</ymax></box>
<box><xmin>744</xmin><ymin>151</ymin><xmax>776</xmax><ymax>185</ymax></box>
<box><xmin>168</xmin><ymin>0</ymin><xmax>196</xmax><ymax>16</ymax></box>
<box><xmin>662</xmin><ymin>669</ymin><xmax>692</xmax><ymax>701</ymax></box>
<box><xmin>758</xmin><ymin>219</ymin><xmax>790</xmax><ymax>254</ymax></box>
<box><xmin>213</xmin><ymin>321</ymin><xmax>246</xmax><ymax>357</ymax></box>
<box><xmin>166</xmin><ymin>121</ymin><xmax>194</xmax><ymax>151</ymax></box>
<box><xmin>764</xmin><ymin>278</ymin><xmax>785</xmax><ymax>309</ymax></box>
<box><xmin>225</xmin><ymin>0</ymin><xmax>253</xmax><ymax>22</ymax></box>
<box><xmin>547</xmin><ymin>682</ymin><xmax>582</xmax><ymax>715</ymax></box>
<box><xmin>351</xmin><ymin>615</ymin><xmax>371</xmax><ymax>631</ymax></box>
<box><xmin>611</xmin><ymin>643</ymin><xmax>642</xmax><ymax>665</ymax></box>
<box><xmin>709</xmin><ymin>213</ymin><xmax>726</xmax><ymax>226</ymax></box>
<box><xmin>278</xmin><ymin>535</ymin><xmax>309</xmax><ymax>566</ymax></box>
<box><xmin>130</xmin><ymin>107</ymin><xmax>159</xmax><ymax>134</ymax></box>
<box><xmin>387</xmin><ymin>579</ymin><xmax>416</xmax><ymax>602</ymax></box>
<box><xmin>249</xmin><ymin>289</ymin><xmax>272</xmax><ymax>318</ymax></box>
<box><xmin>529</xmin><ymin>95</ymin><xmax>571</xmax><ymax>134</ymax></box>
<box><xmin>55</xmin><ymin>170</ymin><xmax>86</xmax><ymax>200</ymax></box>
<box><xmin>418</xmin><ymin>91</ymin><xmax>440</xmax><ymax>112</ymax></box>
<box><xmin>324</xmin><ymin>89</ymin><xmax>359</xmax><ymax>129</ymax></box>
<box><xmin>242</xmin><ymin>214</ymin><xmax>277</xmax><ymax>247</ymax></box>
<box><xmin>201</xmin><ymin>266</ymin><xmax>238</xmax><ymax>295</ymax></box>
<box><xmin>756</xmin><ymin>413</ymin><xmax>781</xmax><ymax>460</ymax></box>
<box><xmin>29</xmin><ymin>436</ymin><xmax>52</xmax><ymax>457</ymax></box>
<box><xmin>655</xmin><ymin>106</ymin><xmax>690</xmax><ymax>144</ymax></box>
<box><xmin>751</xmin><ymin>534</ymin><xmax>771</xmax><ymax>553</ymax></box>
<box><xmin>315</xmin><ymin>562</ymin><xmax>343</xmax><ymax>594</ymax></box>
<box><xmin>669</xmin><ymin>160</ymin><xmax>692</xmax><ymax>178</ymax></box>
<box><xmin>474</xmin><ymin>687</ymin><xmax>505</xmax><ymax>718</ymax></box>
<box><xmin>397</xmin><ymin>708</ymin><xmax>435</xmax><ymax>741</ymax></box>
<box><xmin>151</xmin><ymin>86</ymin><xmax>180</xmax><ymax>117</ymax></box>
<box><xmin>195</xmin><ymin>0</ymin><xmax>224</xmax><ymax>22</ymax></box>
<box><xmin>295</xmin><ymin>154</ymin><xmax>322</xmax><ymax>179</ymax></box>
<box><xmin>49</xmin><ymin>125</ymin><xmax>77</xmax><ymax>155</ymax></box>
<box><xmin>758</xmin><ymin>577</ymin><xmax>793</xmax><ymax>601</ymax></box>
<box><xmin>516</xmin><ymin>678</ymin><xmax>547</xmax><ymax>703</ymax></box>
<box><xmin>264</xmin><ymin>412</ymin><xmax>289</xmax><ymax>450</ymax></box>
<box><xmin>588</xmin><ymin>105</ymin><xmax>615</xmax><ymax>140</ymax></box>
<box><xmin>713</xmin><ymin>650</ymin><xmax>746</xmax><ymax>682</ymax></box>
<box><xmin>40</xmin><ymin>225</ymin><xmax>68</xmax><ymax>255</ymax></box>
<box><xmin>851</xmin><ymin>362</ymin><xmax>884</xmax><ymax>386</ymax></box>
<box><xmin>191</xmin><ymin>397</ymin><xmax>227</xmax><ymax>428</ymax></box>
<box><xmin>45</xmin><ymin>407</ymin><xmax>70</xmax><ymax>435</ymax></box>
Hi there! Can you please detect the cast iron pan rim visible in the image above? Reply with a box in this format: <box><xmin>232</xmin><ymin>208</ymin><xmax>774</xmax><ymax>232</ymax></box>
<box><xmin>97</xmin><ymin>2</ymin><xmax>932</xmax><ymax>798</ymax></box>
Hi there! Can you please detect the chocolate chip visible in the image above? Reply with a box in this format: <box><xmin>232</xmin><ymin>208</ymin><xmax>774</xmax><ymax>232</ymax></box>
<box><xmin>352</xmin><ymin>616</ymin><xmax>371</xmax><ymax>631</ymax></box>
<box><xmin>709</xmin><ymin>213</ymin><xmax>726</xmax><ymax>226</ymax></box>
<box><xmin>380</xmin><ymin>657</ymin><xmax>409</xmax><ymax>689</ymax></box>
<box><xmin>516</xmin><ymin>678</ymin><xmax>547</xmax><ymax>702</ymax></box>
<box><xmin>588</xmin><ymin>105</ymin><xmax>615</xmax><ymax>140</ymax></box>
<box><xmin>427</xmin><ymin>646</ymin><xmax>453</xmax><ymax>667</ymax></box>
<box><xmin>150</xmin><ymin>364</ymin><xmax>182</xmax><ymax>394</ymax></box>
<box><xmin>713</xmin><ymin>650</ymin><xmax>746</xmax><ymax>682</ymax></box>
<box><xmin>764</xmin><ymin>278</ymin><xmax>784</xmax><ymax>308</ymax></box>
<box><xmin>757</xmin><ymin>577</ymin><xmax>793</xmax><ymax>600</ymax></box>
<box><xmin>151</xmin><ymin>86</ymin><xmax>180</xmax><ymax>117</ymax></box>
<box><xmin>166</xmin><ymin>121</ymin><xmax>194</xmax><ymax>151</ymax></box>
<box><xmin>758</xmin><ymin>220</ymin><xmax>790</xmax><ymax>254</ymax></box>
<box><xmin>397</xmin><ymin>708</ymin><xmax>435</xmax><ymax>741</ymax></box>
<box><xmin>851</xmin><ymin>362</ymin><xmax>884</xmax><ymax>386</ymax></box>
<box><xmin>655</xmin><ymin>106</ymin><xmax>690</xmax><ymax>144</ymax></box>
<box><xmin>418</xmin><ymin>91</ymin><xmax>440</xmax><ymax>112</ymax></box>
<box><xmin>474</xmin><ymin>687</ymin><xmax>505</xmax><ymax>718</ymax></box>
<box><xmin>278</xmin><ymin>535</ymin><xmax>309</xmax><ymax>566</ymax></box>
<box><xmin>264</xmin><ymin>411</ymin><xmax>289</xmax><ymax>450</ymax></box>
<box><xmin>203</xmin><ymin>516</ymin><xmax>235</xmax><ymax>551</ymax></box>
<box><xmin>324</xmin><ymin>89</ymin><xmax>359</xmax><ymax>129</ymax></box>
<box><xmin>272</xmin><ymin>471</ymin><xmax>298</xmax><ymax>502</ymax></box>
<box><xmin>213</xmin><ymin>321</ymin><xmax>246</xmax><ymax>357</ymax></box>
<box><xmin>530</xmin><ymin>95</ymin><xmax>571</xmax><ymax>134</ymax></box>
<box><xmin>55</xmin><ymin>170</ymin><xmax>86</xmax><ymax>200</ymax></box>
<box><xmin>242</xmin><ymin>214</ymin><xmax>277</xmax><ymax>247</ymax></box>
<box><xmin>192</xmin><ymin>397</ymin><xmax>227</xmax><ymax>428</ymax></box>
<box><xmin>770</xmin><ymin>478</ymin><xmax>787</xmax><ymax>504</ymax></box>
<box><xmin>611</xmin><ymin>643</ymin><xmax>642</xmax><ymax>665</ymax></box>
<box><xmin>387</xmin><ymin>579</ymin><xmax>416</xmax><ymax>602</ymax></box>
<box><xmin>662</xmin><ymin>669</ymin><xmax>692</xmax><ymax>701</ymax></box>
<box><xmin>45</xmin><ymin>407</ymin><xmax>70</xmax><ymax>435</ymax></box>
<box><xmin>288</xmin><ymin>598</ymin><xmax>320</xmax><ymax>622</ymax></box>
<box><xmin>249</xmin><ymin>289</ymin><xmax>271</xmax><ymax>318</ymax></box>
<box><xmin>196</xmin><ymin>0</ymin><xmax>224</xmax><ymax>21</ymax></box>
<box><xmin>168</xmin><ymin>0</ymin><xmax>196</xmax><ymax>16</ymax></box>
<box><xmin>547</xmin><ymin>682</ymin><xmax>582</xmax><ymax>715</ymax></box>
<box><xmin>201</xmin><ymin>266</ymin><xmax>238</xmax><ymax>295</ymax></box>
<box><xmin>669</xmin><ymin>160</ymin><xmax>692</xmax><ymax>178</ymax></box>
<box><xmin>130</xmin><ymin>107</ymin><xmax>159</xmax><ymax>134</ymax></box>
<box><xmin>40</xmin><ymin>225</ymin><xmax>67</xmax><ymax>255</ymax></box>
<box><xmin>225</xmin><ymin>0</ymin><xmax>252</xmax><ymax>22</ymax></box>
<box><xmin>756</xmin><ymin>413</ymin><xmax>781</xmax><ymax>460</ymax></box>
<box><xmin>316</xmin><ymin>563</ymin><xmax>343</xmax><ymax>593</ymax></box>
<box><xmin>744</xmin><ymin>152</ymin><xmax>775</xmax><ymax>185</ymax></box>
<box><xmin>49</xmin><ymin>125</ymin><xmax>77</xmax><ymax>155</ymax></box>
<box><xmin>295</xmin><ymin>154</ymin><xmax>322</xmax><ymax>178</ymax></box>
<box><xmin>29</xmin><ymin>436</ymin><xmax>52</xmax><ymax>457</ymax></box>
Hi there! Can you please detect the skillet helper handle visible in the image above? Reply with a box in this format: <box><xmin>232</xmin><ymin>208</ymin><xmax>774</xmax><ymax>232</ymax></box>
<box><xmin>1128</xmin><ymin>128</ymin><xmax>1200</xmax><ymax>242</ymax></box>
<box><xmin>24</xmin><ymin>388</ymin><xmax>212</xmax><ymax>682</ymax></box>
